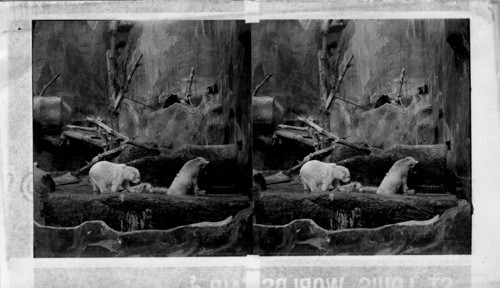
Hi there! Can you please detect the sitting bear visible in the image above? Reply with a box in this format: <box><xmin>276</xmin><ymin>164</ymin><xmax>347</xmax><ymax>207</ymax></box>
<box><xmin>300</xmin><ymin>160</ymin><xmax>351</xmax><ymax>193</ymax></box>
<box><xmin>167</xmin><ymin>157</ymin><xmax>209</xmax><ymax>196</ymax></box>
<box><xmin>376</xmin><ymin>156</ymin><xmax>418</xmax><ymax>195</ymax></box>
<box><xmin>89</xmin><ymin>161</ymin><xmax>141</xmax><ymax>195</ymax></box>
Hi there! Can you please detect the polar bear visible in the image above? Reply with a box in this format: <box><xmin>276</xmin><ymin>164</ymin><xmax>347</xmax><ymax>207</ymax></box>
<box><xmin>130</xmin><ymin>182</ymin><xmax>153</xmax><ymax>194</ymax></box>
<box><xmin>167</xmin><ymin>157</ymin><xmax>209</xmax><ymax>196</ymax></box>
<box><xmin>89</xmin><ymin>161</ymin><xmax>141</xmax><ymax>195</ymax></box>
<box><xmin>341</xmin><ymin>181</ymin><xmax>363</xmax><ymax>193</ymax></box>
<box><xmin>376</xmin><ymin>156</ymin><xmax>418</xmax><ymax>195</ymax></box>
<box><xmin>299</xmin><ymin>160</ymin><xmax>351</xmax><ymax>193</ymax></box>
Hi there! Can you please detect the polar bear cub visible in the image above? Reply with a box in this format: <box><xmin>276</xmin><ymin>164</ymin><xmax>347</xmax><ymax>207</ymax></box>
<box><xmin>167</xmin><ymin>157</ymin><xmax>209</xmax><ymax>196</ymax></box>
<box><xmin>300</xmin><ymin>160</ymin><xmax>351</xmax><ymax>193</ymax></box>
<box><xmin>89</xmin><ymin>161</ymin><xmax>141</xmax><ymax>195</ymax></box>
<box><xmin>376</xmin><ymin>156</ymin><xmax>418</xmax><ymax>195</ymax></box>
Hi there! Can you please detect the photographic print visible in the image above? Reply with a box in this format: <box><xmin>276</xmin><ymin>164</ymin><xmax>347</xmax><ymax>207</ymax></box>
<box><xmin>252</xmin><ymin>19</ymin><xmax>472</xmax><ymax>256</ymax></box>
<box><xmin>32</xmin><ymin>20</ymin><xmax>253</xmax><ymax>257</ymax></box>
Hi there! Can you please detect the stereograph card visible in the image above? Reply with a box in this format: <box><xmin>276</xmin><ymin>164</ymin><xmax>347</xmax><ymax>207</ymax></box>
<box><xmin>0</xmin><ymin>0</ymin><xmax>499</xmax><ymax>287</ymax></box>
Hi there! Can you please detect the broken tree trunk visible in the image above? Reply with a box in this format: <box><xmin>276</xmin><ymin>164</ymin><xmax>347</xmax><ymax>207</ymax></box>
<box><xmin>39</xmin><ymin>73</ymin><xmax>61</xmax><ymax>96</ymax></box>
<box><xmin>337</xmin><ymin>144</ymin><xmax>448</xmax><ymax>191</ymax></box>
<box><xmin>184</xmin><ymin>67</ymin><xmax>195</xmax><ymax>104</ymax></box>
<box><xmin>252</xmin><ymin>73</ymin><xmax>273</xmax><ymax>97</ymax></box>
<box><xmin>297</xmin><ymin>116</ymin><xmax>371</xmax><ymax>153</ymax></box>
<box><xmin>72</xmin><ymin>145</ymin><xmax>127</xmax><ymax>176</ymax></box>
<box><xmin>126</xmin><ymin>144</ymin><xmax>240</xmax><ymax>192</ymax></box>
<box><xmin>255</xmin><ymin>192</ymin><xmax>459</xmax><ymax>231</ymax></box>
<box><xmin>113</xmin><ymin>53</ymin><xmax>144</xmax><ymax>112</ymax></box>
<box><xmin>395</xmin><ymin>68</ymin><xmax>406</xmax><ymax>105</ymax></box>
<box><xmin>324</xmin><ymin>54</ymin><xmax>354</xmax><ymax>111</ymax></box>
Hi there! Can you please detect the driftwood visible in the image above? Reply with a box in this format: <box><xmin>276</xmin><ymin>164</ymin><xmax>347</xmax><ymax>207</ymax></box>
<box><xmin>324</xmin><ymin>54</ymin><xmax>354</xmax><ymax>111</ymax></box>
<box><xmin>65</xmin><ymin>125</ymin><xmax>98</xmax><ymax>132</ymax></box>
<box><xmin>255</xmin><ymin>192</ymin><xmax>459</xmax><ymax>231</ymax></box>
<box><xmin>277</xmin><ymin>125</ymin><xmax>309</xmax><ymax>132</ymax></box>
<box><xmin>39</xmin><ymin>73</ymin><xmax>61</xmax><ymax>96</ymax></box>
<box><xmin>113</xmin><ymin>53</ymin><xmax>144</xmax><ymax>112</ymax></box>
<box><xmin>273</xmin><ymin>130</ymin><xmax>314</xmax><ymax>147</ymax></box>
<box><xmin>252</xmin><ymin>73</ymin><xmax>273</xmax><ymax>97</ymax></box>
<box><xmin>318</xmin><ymin>20</ymin><xmax>332</xmax><ymax>102</ymax></box>
<box><xmin>337</xmin><ymin>144</ymin><xmax>448</xmax><ymax>190</ymax></box>
<box><xmin>61</xmin><ymin>130</ymin><xmax>102</xmax><ymax>147</ymax></box>
<box><xmin>126</xmin><ymin>144</ymin><xmax>241</xmax><ymax>192</ymax></box>
<box><xmin>297</xmin><ymin>116</ymin><xmax>371</xmax><ymax>153</ymax></box>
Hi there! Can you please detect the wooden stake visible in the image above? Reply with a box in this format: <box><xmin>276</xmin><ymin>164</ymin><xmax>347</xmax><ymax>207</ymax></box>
<box><xmin>39</xmin><ymin>73</ymin><xmax>61</xmax><ymax>96</ymax></box>
<box><xmin>324</xmin><ymin>54</ymin><xmax>354</xmax><ymax>111</ymax></box>
<box><xmin>395</xmin><ymin>68</ymin><xmax>406</xmax><ymax>105</ymax></box>
<box><xmin>252</xmin><ymin>73</ymin><xmax>273</xmax><ymax>97</ymax></box>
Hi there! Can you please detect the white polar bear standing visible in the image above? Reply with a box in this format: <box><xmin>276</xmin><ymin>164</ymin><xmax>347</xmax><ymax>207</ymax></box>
<box><xmin>376</xmin><ymin>156</ymin><xmax>418</xmax><ymax>195</ymax></box>
<box><xmin>167</xmin><ymin>157</ymin><xmax>209</xmax><ymax>196</ymax></box>
<box><xmin>299</xmin><ymin>160</ymin><xmax>351</xmax><ymax>193</ymax></box>
<box><xmin>89</xmin><ymin>161</ymin><xmax>141</xmax><ymax>195</ymax></box>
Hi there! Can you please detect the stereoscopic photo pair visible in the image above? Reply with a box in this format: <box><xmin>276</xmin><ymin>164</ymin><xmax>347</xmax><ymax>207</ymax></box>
<box><xmin>32</xmin><ymin>19</ymin><xmax>471</xmax><ymax>257</ymax></box>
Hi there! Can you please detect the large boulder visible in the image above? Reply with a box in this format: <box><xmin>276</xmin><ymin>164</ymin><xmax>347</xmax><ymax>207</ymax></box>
<box><xmin>138</xmin><ymin>101</ymin><xmax>226</xmax><ymax>149</ymax></box>
<box><xmin>349</xmin><ymin>100</ymin><xmax>436</xmax><ymax>149</ymax></box>
<box><xmin>252</xmin><ymin>96</ymin><xmax>284</xmax><ymax>135</ymax></box>
<box><xmin>33</xmin><ymin>96</ymin><xmax>73</xmax><ymax>133</ymax></box>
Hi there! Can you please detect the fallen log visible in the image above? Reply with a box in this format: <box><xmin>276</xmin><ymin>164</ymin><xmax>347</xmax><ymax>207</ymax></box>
<box><xmin>254</xmin><ymin>192</ymin><xmax>459</xmax><ymax>231</ymax></box>
<box><xmin>337</xmin><ymin>144</ymin><xmax>448</xmax><ymax>190</ymax></box>
<box><xmin>274</xmin><ymin>130</ymin><xmax>315</xmax><ymax>147</ymax></box>
<box><xmin>61</xmin><ymin>130</ymin><xmax>103</xmax><ymax>147</ymax></box>
<box><xmin>126</xmin><ymin>144</ymin><xmax>241</xmax><ymax>193</ymax></box>
<box><xmin>65</xmin><ymin>125</ymin><xmax>98</xmax><ymax>132</ymax></box>
<box><xmin>42</xmin><ymin>191</ymin><xmax>250</xmax><ymax>232</ymax></box>
<box><xmin>277</xmin><ymin>124</ymin><xmax>309</xmax><ymax>132</ymax></box>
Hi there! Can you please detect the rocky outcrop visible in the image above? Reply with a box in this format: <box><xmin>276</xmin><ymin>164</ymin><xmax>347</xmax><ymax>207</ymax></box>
<box><xmin>35</xmin><ymin>207</ymin><xmax>253</xmax><ymax>257</ymax></box>
<box><xmin>254</xmin><ymin>202</ymin><xmax>471</xmax><ymax>255</ymax></box>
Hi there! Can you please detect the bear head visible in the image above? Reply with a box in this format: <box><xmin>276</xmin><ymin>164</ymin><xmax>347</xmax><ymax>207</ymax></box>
<box><xmin>404</xmin><ymin>157</ymin><xmax>418</xmax><ymax>169</ymax></box>
<box><xmin>195</xmin><ymin>157</ymin><xmax>209</xmax><ymax>168</ymax></box>
<box><xmin>124</xmin><ymin>166</ymin><xmax>141</xmax><ymax>184</ymax></box>
<box><xmin>335</xmin><ymin>165</ymin><xmax>351</xmax><ymax>183</ymax></box>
